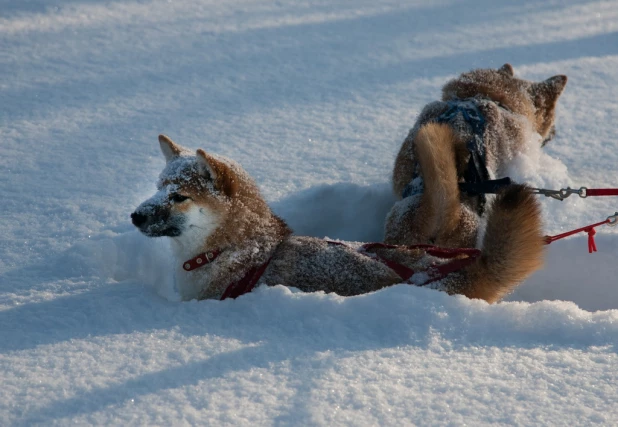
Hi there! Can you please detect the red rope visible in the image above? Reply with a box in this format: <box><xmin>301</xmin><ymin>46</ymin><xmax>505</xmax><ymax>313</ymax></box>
<box><xmin>544</xmin><ymin>219</ymin><xmax>611</xmax><ymax>253</ymax></box>
<box><xmin>585</xmin><ymin>188</ymin><xmax>618</xmax><ymax>196</ymax></box>
<box><xmin>588</xmin><ymin>228</ymin><xmax>597</xmax><ymax>253</ymax></box>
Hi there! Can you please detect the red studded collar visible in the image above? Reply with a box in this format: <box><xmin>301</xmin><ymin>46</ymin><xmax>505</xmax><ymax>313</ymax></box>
<box><xmin>182</xmin><ymin>248</ymin><xmax>273</xmax><ymax>301</ymax></box>
<box><xmin>182</xmin><ymin>250</ymin><xmax>222</xmax><ymax>271</ymax></box>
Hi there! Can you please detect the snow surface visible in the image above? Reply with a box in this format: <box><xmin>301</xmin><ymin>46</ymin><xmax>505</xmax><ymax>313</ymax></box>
<box><xmin>2</xmin><ymin>0</ymin><xmax>618</xmax><ymax>425</ymax></box>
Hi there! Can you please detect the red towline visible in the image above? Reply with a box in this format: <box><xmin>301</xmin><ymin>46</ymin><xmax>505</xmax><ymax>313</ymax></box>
<box><xmin>544</xmin><ymin>213</ymin><xmax>618</xmax><ymax>253</ymax></box>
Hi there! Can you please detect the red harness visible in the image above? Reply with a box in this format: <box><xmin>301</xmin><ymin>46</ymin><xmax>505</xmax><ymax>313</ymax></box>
<box><xmin>331</xmin><ymin>242</ymin><xmax>481</xmax><ymax>286</ymax></box>
<box><xmin>219</xmin><ymin>259</ymin><xmax>273</xmax><ymax>300</ymax></box>
<box><xmin>183</xmin><ymin>249</ymin><xmax>274</xmax><ymax>301</ymax></box>
<box><xmin>183</xmin><ymin>242</ymin><xmax>481</xmax><ymax>300</ymax></box>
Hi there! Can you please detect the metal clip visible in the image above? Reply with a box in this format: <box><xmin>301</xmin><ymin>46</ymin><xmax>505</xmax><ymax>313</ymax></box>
<box><xmin>607</xmin><ymin>212</ymin><xmax>618</xmax><ymax>227</ymax></box>
<box><xmin>560</xmin><ymin>187</ymin><xmax>588</xmax><ymax>199</ymax></box>
<box><xmin>533</xmin><ymin>186</ymin><xmax>588</xmax><ymax>201</ymax></box>
<box><xmin>532</xmin><ymin>188</ymin><xmax>566</xmax><ymax>201</ymax></box>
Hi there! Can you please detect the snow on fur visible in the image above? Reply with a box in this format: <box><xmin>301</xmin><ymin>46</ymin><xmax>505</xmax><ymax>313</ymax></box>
<box><xmin>1</xmin><ymin>0</ymin><xmax>617</xmax><ymax>425</ymax></box>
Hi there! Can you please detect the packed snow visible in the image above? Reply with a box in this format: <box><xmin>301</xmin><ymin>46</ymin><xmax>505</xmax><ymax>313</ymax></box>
<box><xmin>1</xmin><ymin>0</ymin><xmax>617</xmax><ymax>425</ymax></box>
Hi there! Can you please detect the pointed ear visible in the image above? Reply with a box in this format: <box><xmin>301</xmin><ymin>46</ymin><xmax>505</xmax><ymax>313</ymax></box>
<box><xmin>530</xmin><ymin>74</ymin><xmax>568</xmax><ymax>139</ymax></box>
<box><xmin>196</xmin><ymin>149</ymin><xmax>238</xmax><ymax>197</ymax></box>
<box><xmin>543</xmin><ymin>75</ymin><xmax>568</xmax><ymax>96</ymax></box>
<box><xmin>498</xmin><ymin>63</ymin><xmax>514</xmax><ymax>76</ymax></box>
<box><xmin>531</xmin><ymin>75</ymin><xmax>568</xmax><ymax>106</ymax></box>
<box><xmin>159</xmin><ymin>134</ymin><xmax>183</xmax><ymax>162</ymax></box>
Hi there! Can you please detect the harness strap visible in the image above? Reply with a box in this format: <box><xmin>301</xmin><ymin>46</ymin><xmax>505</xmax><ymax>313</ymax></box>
<box><xmin>363</xmin><ymin>242</ymin><xmax>481</xmax><ymax>285</ymax></box>
<box><xmin>458</xmin><ymin>177</ymin><xmax>512</xmax><ymax>195</ymax></box>
<box><xmin>220</xmin><ymin>258</ymin><xmax>273</xmax><ymax>300</ymax></box>
<box><xmin>359</xmin><ymin>243</ymin><xmax>415</xmax><ymax>280</ymax></box>
<box><xmin>329</xmin><ymin>241</ymin><xmax>481</xmax><ymax>286</ymax></box>
<box><xmin>187</xmin><ymin>239</ymin><xmax>483</xmax><ymax>300</ymax></box>
<box><xmin>422</xmin><ymin>248</ymin><xmax>481</xmax><ymax>285</ymax></box>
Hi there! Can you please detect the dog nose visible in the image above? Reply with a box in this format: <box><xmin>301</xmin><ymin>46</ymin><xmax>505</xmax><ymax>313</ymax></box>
<box><xmin>131</xmin><ymin>212</ymin><xmax>147</xmax><ymax>227</ymax></box>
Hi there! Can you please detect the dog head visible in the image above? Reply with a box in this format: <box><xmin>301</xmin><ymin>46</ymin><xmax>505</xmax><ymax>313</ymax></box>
<box><xmin>132</xmin><ymin>135</ymin><xmax>285</xmax><ymax>252</ymax></box>
<box><xmin>442</xmin><ymin>63</ymin><xmax>567</xmax><ymax>142</ymax></box>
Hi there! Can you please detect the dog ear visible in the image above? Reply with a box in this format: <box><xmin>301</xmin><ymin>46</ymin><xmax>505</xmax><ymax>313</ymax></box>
<box><xmin>530</xmin><ymin>75</ymin><xmax>568</xmax><ymax>138</ymax></box>
<box><xmin>531</xmin><ymin>75</ymin><xmax>568</xmax><ymax>106</ymax></box>
<box><xmin>159</xmin><ymin>134</ymin><xmax>183</xmax><ymax>162</ymax></box>
<box><xmin>498</xmin><ymin>63</ymin><xmax>514</xmax><ymax>76</ymax></box>
<box><xmin>196</xmin><ymin>149</ymin><xmax>238</xmax><ymax>197</ymax></box>
<box><xmin>531</xmin><ymin>75</ymin><xmax>568</xmax><ymax>102</ymax></box>
<box><xmin>543</xmin><ymin>75</ymin><xmax>568</xmax><ymax>96</ymax></box>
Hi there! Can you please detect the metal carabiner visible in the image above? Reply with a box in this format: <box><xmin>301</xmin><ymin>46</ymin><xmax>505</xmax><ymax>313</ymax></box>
<box><xmin>532</xmin><ymin>188</ymin><xmax>565</xmax><ymax>201</ymax></box>
<box><xmin>534</xmin><ymin>186</ymin><xmax>589</xmax><ymax>201</ymax></box>
<box><xmin>558</xmin><ymin>187</ymin><xmax>588</xmax><ymax>200</ymax></box>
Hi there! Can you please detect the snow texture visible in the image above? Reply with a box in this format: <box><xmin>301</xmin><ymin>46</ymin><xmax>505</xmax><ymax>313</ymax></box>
<box><xmin>1</xmin><ymin>0</ymin><xmax>618</xmax><ymax>425</ymax></box>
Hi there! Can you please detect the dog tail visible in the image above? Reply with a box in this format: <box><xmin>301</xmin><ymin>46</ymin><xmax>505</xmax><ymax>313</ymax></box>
<box><xmin>413</xmin><ymin>122</ymin><xmax>462</xmax><ymax>238</ymax></box>
<box><xmin>447</xmin><ymin>184</ymin><xmax>544</xmax><ymax>303</ymax></box>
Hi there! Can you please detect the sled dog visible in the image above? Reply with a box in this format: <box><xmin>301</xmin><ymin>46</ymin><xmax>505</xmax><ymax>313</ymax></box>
<box><xmin>387</xmin><ymin>63</ymin><xmax>567</xmax><ymax>250</ymax></box>
<box><xmin>131</xmin><ymin>135</ymin><xmax>543</xmax><ymax>303</ymax></box>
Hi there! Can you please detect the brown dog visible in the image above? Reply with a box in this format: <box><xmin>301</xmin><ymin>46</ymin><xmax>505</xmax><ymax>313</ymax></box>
<box><xmin>386</xmin><ymin>64</ymin><xmax>567</xmax><ymax>253</ymax></box>
<box><xmin>132</xmin><ymin>135</ymin><xmax>544</xmax><ymax>303</ymax></box>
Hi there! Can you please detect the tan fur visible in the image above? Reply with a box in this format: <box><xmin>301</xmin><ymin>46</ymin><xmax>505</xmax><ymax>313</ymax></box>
<box><xmin>441</xmin><ymin>67</ymin><xmax>568</xmax><ymax>151</ymax></box>
<box><xmin>159</xmin><ymin>134</ymin><xmax>185</xmax><ymax>159</ymax></box>
<box><xmin>388</xmin><ymin>64</ymin><xmax>567</xmax><ymax>249</ymax></box>
<box><xmin>383</xmin><ymin>185</ymin><xmax>544</xmax><ymax>303</ymax></box>
<box><xmin>416</xmin><ymin>123</ymin><xmax>461</xmax><ymax>235</ymax></box>
<box><xmin>442</xmin><ymin>68</ymin><xmax>537</xmax><ymax>128</ymax></box>
<box><xmin>388</xmin><ymin>123</ymin><xmax>478</xmax><ymax>248</ymax></box>
<box><xmin>134</xmin><ymin>136</ymin><xmax>545</xmax><ymax>303</ymax></box>
<box><xmin>447</xmin><ymin>185</ymin><xmax>544</xmax><ymax>303</ymax></box>
<box><xmin>196</xmin><ymin>149</ymin><xmax>238</xmax><ymax>197</ymax></box>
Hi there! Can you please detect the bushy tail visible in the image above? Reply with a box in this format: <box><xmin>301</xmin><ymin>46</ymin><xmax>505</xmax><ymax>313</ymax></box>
<box><xmin>387</xmin><ymin>122</ymin><xmax>468</xmax><ymax>246</ymax></box>
<box><xmin>449</xmin><ymin>184</ymin><xmax>545</xmax><ymax>303</ymax></box>
<box><xmin>414</xmin><ymin>122</ymin><xmax>461</xmax><ymax>236</ymax></box>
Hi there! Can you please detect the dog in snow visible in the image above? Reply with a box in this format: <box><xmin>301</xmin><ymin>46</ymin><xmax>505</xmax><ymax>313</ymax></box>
<box><xmin>386</xmin><ymin>63</ymin><xmax>567</xmax><ymax>254</ymax></box>
<box><xmin>131</xmin><ymin>134</ymin><xmax>543</xmax><ymax>303</ymax></box>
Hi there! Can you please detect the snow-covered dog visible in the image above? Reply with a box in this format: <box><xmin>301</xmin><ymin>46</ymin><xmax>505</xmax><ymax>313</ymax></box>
<box><xmin>387</xmin><ymin>64</ymin><xmax>567</xmax><ymax>250</ymax></box>
<box><xmin>132</xmin><ymin>135</ymin><xmax>543</xmax><ymax>303</ymax></box>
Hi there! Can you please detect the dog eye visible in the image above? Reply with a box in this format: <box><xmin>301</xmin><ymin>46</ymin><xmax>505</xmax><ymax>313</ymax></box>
<box><xmin>171</xmin><ymin>193</ymin><xmax>190</xmax><ymax>203</ymax></box>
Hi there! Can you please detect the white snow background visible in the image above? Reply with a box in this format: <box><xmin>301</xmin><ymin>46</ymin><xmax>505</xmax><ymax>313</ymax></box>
<box><xmin>2</xmin><ymin>0</ymin><xmax>618</xmax><ymax>425</ymax></box>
